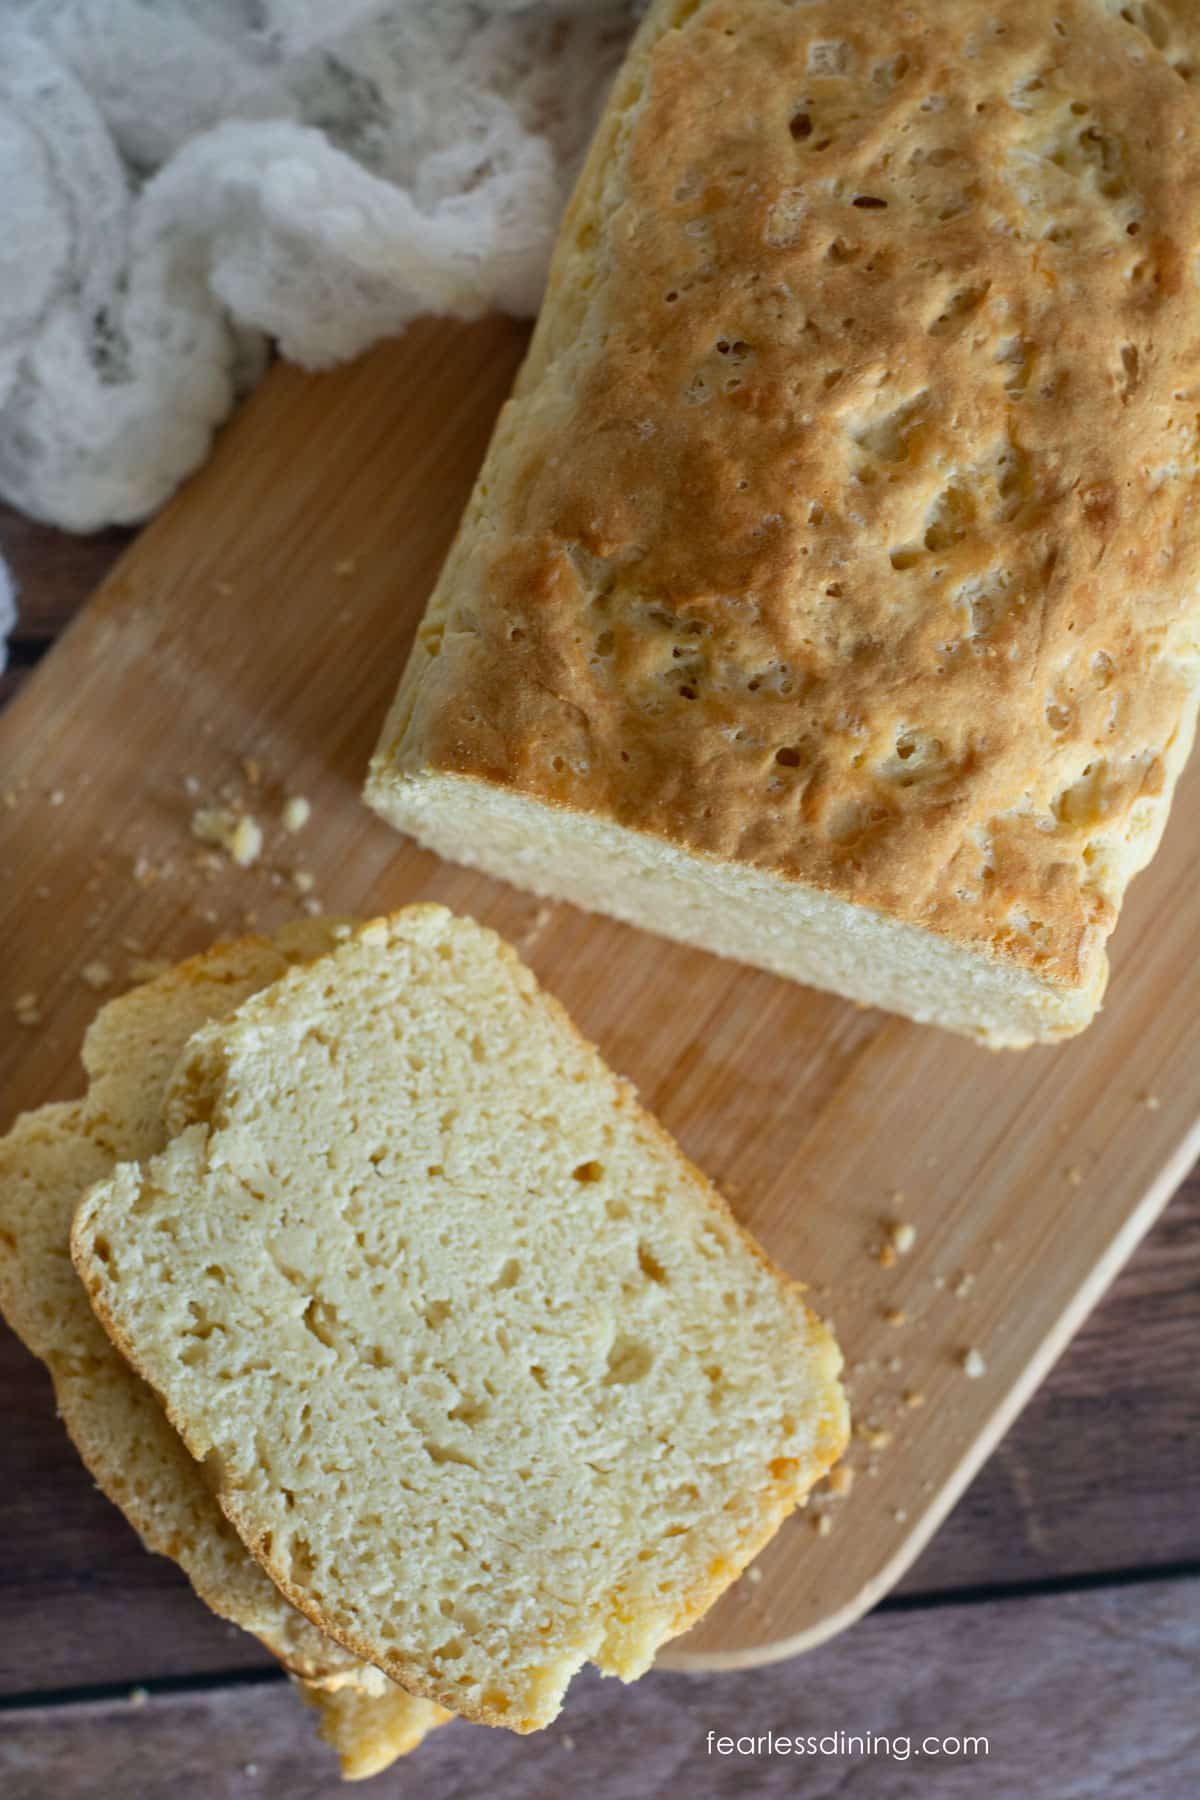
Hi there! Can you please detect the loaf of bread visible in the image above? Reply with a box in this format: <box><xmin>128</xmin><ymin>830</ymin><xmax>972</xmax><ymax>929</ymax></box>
<box><xmin>0</xmin><ymin>925</ymin><xmax>450</xmax><ymax>1776</ymax></box>
<box><xmin>72</xmin><ymin>906</ymin><xmax>847</xmax><ymax>1733</ymax></box>
<box><xmin>366</xmin><ymin>0</ymin><xmax>1200</xmax><ymax>1047</ymax></box>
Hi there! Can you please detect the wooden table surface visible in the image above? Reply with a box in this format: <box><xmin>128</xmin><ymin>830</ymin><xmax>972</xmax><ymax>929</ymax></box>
<box><xmin>2</xmin><ymin>501</ymin><xmax>1198</xmax><ymax>1798</ymax></box>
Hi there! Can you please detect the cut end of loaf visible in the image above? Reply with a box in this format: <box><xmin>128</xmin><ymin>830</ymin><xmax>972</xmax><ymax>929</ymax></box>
<box><xmin>364</xmin><ymin>770</ymin><xmax>1103</xmax><ymax>1048</ymax></box>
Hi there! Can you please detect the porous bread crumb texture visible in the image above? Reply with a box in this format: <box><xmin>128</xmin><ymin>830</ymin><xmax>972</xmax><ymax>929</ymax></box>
<box><xmin>368</xmin><ymin>0</ymin><xmax>1200</xmax><ymax>1043</ymax></box>
<box><xmin>0</xmin><ymin>921</ymin><xmax>448</xmax><ymax>1775</ymax></box>
<box><xmin>73</xmin><ymin>906</ymin><xmax>847</xmax><ymax>1733</ymax></box>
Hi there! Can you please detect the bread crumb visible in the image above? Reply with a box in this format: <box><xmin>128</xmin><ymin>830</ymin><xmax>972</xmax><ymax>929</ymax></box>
<box><xmin>14</xmin><ymin>993</ymin><xmax>42</xmax><ymax>1026</ymax></box>
<box><xmin>227</xmin><ymin>820</ymin><xmax>262</xmax><ymax>867</ymax></box>
<box><xmin>48</xmin><ymin>788</ymin><xmax>65</xmax><ymax>807</ymax></box>
<box><xmin>292</xmin><ymin>869</ymin><xmax>315</xmax><ymax>895</ymax></box>
<box><xmin>882</xmin><ymin>1307</ymin><xmax>907</xmax><ymax>1328</ymax></box>
<box><xmin>80</xmin><ymin>961</ymin><xmax>112</xmax><ymax>991</ymax></box>
<box><xmin>931</xmin><ymin>1273</ymin><xmax>946</xmax><ymax>1290</ymax></box>
<box><xmin>1140</xmin><ymin>1091</ymin><xmax>1161</xmax><ymax>1111</ymax></box>
<box><xmin>331</xmin><ymin>923</ymin><xmax>352</xmax><ymax>940</ymax></box>
<box><xmin>191</xmin><ymin>808</ymin><xmax>263</xmax><ymax>868</ymax></box>
<box><xmin>885</xmin><ymin>1354</ymin><xmax>902</xmax><ymax>1373</ymax></box>
<box><xmin>954</xmin><ymin>1272</ymin><xmax>975</xmax><ymax>1299</ymax></box>
<box><xmin>960</xmin><ymin>1348</ymin><xmax>987</xmax><ymax>1379</ymax></box>
<box><xmin>745</xmin><ymin>1565</ymin><xmax>764</xmax><ymax>1584</ymax></box>
<box><xmin>1065</xmin><ymin>1165</ymin><xmax>1084</xmax><ymax>1187</ymax></box>
<box><xmin>875</xmin><ymin>1243</ymin><xmax>897</xmax><ymax>1269</ymax></box>
<box><xmin>560</xmin><ymin>1734</ymin><xmax>576</xmax><ymax>1751</ymax></box>
<box><xmin>241</xmin><ymin>757</ymin><xmax>262</xmax><ymax>787</ymax></box>
<box><xmin>855</xmin><ymin>1422</ymin><xmax>892</xmax><ymax>1450</ymax></box>
<box><xmin>888</xmin><ymin>1220</ymin><xmax>917</xmax><ymax>1256</ymax></box>
<box><xmin>281</xmin><ymin>794</ymin><xmax>311</xmax><ymax>833</ymax></box>
<box><xmin>127</xmin><ymin>1686</ymin><xmax>148</xmax><ymax>1707</ymax></box>
<box><xmin>813</xmin><ymin>1512</ymin><xmax>833</xmax><ymax>1537</ymax></box>
<box><xmin>903</xmin><ymin>1389</ymin><xmax>927</xmax><ymax>1409</ymax></box>
<box><xmin>516</xmin><ymin>901</ymin><xmax>556</xmax><ymax>953</ymax></box>
<box><xmin>892</xmin><ymin>1508</ymin><xmax>908</xmax><ymax>1524</ymax></box>
<box><xmin>827</xmin><ymin>1464</ymin><xmax>855</xmax><ymax>1497</ymax></box>
<box><xmin>301</xmin><ymin>896</ymin><xmax>323</xmax><ymax>917</ymax></box>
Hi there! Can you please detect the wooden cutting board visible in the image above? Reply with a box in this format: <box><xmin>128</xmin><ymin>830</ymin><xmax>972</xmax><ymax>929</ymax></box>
<box><xmin>2</xmin><ymin>316</ymin><xmax>1198</xmax><ymax>1672</ymax></box>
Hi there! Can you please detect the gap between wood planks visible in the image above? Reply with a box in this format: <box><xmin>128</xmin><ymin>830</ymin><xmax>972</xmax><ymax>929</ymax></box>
<box><xmin>2</xmin><ymin>1559</ymin><xmax>1198</xmax><ymax>1715</ymax></box>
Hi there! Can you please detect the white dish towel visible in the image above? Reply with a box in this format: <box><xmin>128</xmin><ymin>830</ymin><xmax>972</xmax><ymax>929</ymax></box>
<box><xmin>0</xmin><ymin>0</ymin><xmax>637</xmax><ymax>665</ymax></box>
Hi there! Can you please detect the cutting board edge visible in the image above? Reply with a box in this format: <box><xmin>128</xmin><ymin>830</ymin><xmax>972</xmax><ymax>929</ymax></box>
<box><xmin>659</xmin><ymin>1109</ymin><xmax>1200</xmax><ymax>1670</ymax></box>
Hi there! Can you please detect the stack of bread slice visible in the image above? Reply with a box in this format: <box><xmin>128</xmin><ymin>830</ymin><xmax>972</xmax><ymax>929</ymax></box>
<box><xmin>1</xmin><ymin>905</ymin><xmax>846</xmax><ymax>1775</ymax></box>
<box><xmin>0</xmin><ymin>920</ymin><xmax>449</xmax><ymax>1778</ymax></box>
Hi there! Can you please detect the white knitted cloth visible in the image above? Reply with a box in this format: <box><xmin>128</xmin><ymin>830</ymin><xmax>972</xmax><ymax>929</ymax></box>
<box><xmin>0</xmin><ymin>0</ymin><xmax>637</xmax><ymax>667</ymax></box>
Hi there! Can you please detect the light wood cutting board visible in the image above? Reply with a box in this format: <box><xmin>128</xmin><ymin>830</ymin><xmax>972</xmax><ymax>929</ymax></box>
<box><xmin>2</xmin><ymin>316</ymin><xmax>1198</xmax><ymax>1671</ymax></box>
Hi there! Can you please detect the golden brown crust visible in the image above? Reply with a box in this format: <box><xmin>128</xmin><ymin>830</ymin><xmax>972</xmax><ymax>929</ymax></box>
<box><xmin>379</xmin><ymin>0</ymin><xmax>1200</xmax><ymax>991</ymax></box>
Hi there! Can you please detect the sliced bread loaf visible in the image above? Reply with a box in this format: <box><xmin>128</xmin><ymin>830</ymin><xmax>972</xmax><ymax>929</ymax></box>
<box><xmin>72</xmin><ymin>905</ymin><xmax>847</xmax><ymax>1732</ymax></box>
<box><xmin>0</xmin><ymin>925</ymin><xmax>450</xmax><ymax>1773</ymax></box>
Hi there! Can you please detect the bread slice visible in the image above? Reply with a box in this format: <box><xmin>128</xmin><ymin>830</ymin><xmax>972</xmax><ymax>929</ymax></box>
<box><xmin>0</xmin><ymin>925</ymin><xmax>449</xmax><ymax>1774</ymax></box>
<box><xmin>365</xmin><ymin>0</ymin><xmax>1200</xmax><ymax>1047</ymax></box>
<box><xmin>72</xmin><ymin>905</ymin><xmax>847</xmax><ymax>1732</ymax></box>
<box><xmin>301</xmin><ymin>1682</ymin><xmax>452</xmax><ymax>1782</ymax></box>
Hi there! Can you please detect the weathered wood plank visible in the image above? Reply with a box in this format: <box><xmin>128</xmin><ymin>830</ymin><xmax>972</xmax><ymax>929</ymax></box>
<box><xmin>0</xmin><ymin>1331</ymin><xmax>272</xmax><ymax>1691</ymax></box>
<box><xmin>0</xmin><ymin>668</ymin><xmax>29</xmax><ymax>709</ymax></box>
<box><xmin>2</xmin><ymin>1580</ymin><xmax>1195</xmax><ymax>1799</ymax></box>
<box><xmin>0</xmin><ymin>503</ymin><xmax>132</xmax><ymax>643</ymax></box>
